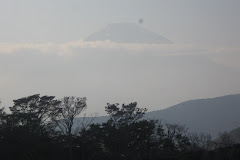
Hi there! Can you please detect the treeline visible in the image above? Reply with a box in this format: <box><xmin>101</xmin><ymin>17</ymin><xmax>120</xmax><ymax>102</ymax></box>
<box><xmin>0</xmin><ymin>94</ymin><xmax>239</xmax><ymax>160</ymax></box>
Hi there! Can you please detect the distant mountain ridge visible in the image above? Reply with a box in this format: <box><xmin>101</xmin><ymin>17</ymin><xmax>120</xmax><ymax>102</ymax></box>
<box><xmin>146</xmin><ymin>94</ymin><xmax>240</xmax><ymax>137</ymax></box>
<box><xmin>85</xmin><ymin>22</ymin><xmax>172</xmax><ymax>44</ymax></box>
<box><xmin>76</xmin><ymin>94</ymin><xmax>240</xmax><ymax>138</ymax></box>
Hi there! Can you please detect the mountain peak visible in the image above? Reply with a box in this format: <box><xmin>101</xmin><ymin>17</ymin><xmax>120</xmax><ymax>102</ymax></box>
<box><xmin>85</xmin><ymin>22</ymin><xmax>172</xmax><ymax>44</ymax></box>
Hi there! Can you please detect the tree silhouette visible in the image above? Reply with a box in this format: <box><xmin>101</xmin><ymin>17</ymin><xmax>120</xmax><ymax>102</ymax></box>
<box><xmin>104</xmin><ymin>102</ymin><xmax>147</xmax><ymax>159</ymax></box>
<box><xmin>105</xmin><ymin>102</ymin><xmax>147</xmax><ymax>126</ymax></box>
<box><xmin>163</xmin><ymin>123</ymin><xmax>191</xmax><ymax>152</ymax></box>
<box><xmin>128</xmin><ymin>120</ymin><xmax>158</xmax><ymax>160</ymax></box>
<box><xmin>52</xmin><ymin>96</ymin><xmax>87</xmax><ymax>160</ymax></box>
<box><xmin>1</xmin><ymin>96</ymin><xmax>238</xmax><ymax>160</ymax></box>
<box><xmin>9</xmin><ymin>94</ymin><xmax>61</xmax><ymax>136</ymax></box>
<box><xmin>0</xmin><ymin>103</ymin><xmax>7</xmax><ymax>143</ymax></box>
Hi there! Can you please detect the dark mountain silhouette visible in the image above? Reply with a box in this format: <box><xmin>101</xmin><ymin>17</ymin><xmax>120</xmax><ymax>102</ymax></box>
<box><xmin>85</xmin><ymin>22</ymin><xmax>172</xmax><ymax>44</ymax></box>
<box><xmin>80</xmin><ymin>94</ymin><xmax>240</xmax><ymax>138</ymax></box>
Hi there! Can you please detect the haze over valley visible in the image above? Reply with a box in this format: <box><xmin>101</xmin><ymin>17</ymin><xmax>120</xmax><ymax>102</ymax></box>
<box><xmin>1</xmin><ymin>20</ymin><xmax>240</xmax><ymax>115</ymax></box>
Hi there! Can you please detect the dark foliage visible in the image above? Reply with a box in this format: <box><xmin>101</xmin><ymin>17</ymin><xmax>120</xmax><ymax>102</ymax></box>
<box><xmin>0</xmin><ymin>95</ymin><xmax>238</xmax><ymax>160</ymax></box>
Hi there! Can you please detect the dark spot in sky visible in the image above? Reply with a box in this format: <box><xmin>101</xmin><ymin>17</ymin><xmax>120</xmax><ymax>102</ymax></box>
<box><xmin>138</xmin><ymin>18</ymin><xmax>143</xmax><ymax>24</ymax></box>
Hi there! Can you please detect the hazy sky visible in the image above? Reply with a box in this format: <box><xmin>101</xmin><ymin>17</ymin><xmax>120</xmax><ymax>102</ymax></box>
<box><xmin>0</xmin><ymin>0</ymin><xmax>240</xmax><ymax>115</ymax></box>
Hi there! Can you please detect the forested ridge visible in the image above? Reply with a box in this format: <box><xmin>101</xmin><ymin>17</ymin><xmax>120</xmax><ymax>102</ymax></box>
<box><xmin>0</xmin><ymin>94</ymin><xmax>239</xmax><ymax>160</ymax></box>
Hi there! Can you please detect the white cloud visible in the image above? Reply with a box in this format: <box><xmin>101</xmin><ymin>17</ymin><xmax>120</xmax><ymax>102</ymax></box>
<box><xmin>0</xmin><ymin>40</ymin><xmax>203</xmax><ymax>55</ymax></box>
<box><xmin>1</xmin><ymin>40</ymin><xmax>240</xmax><ymax>69</ymax></box>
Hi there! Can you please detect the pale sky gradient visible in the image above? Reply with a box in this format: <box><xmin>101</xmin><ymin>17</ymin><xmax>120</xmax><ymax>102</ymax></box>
<box><xmin>0</xmin><ymin>0</ymin><xmax>240</xmax><ymax>115</ymax></box>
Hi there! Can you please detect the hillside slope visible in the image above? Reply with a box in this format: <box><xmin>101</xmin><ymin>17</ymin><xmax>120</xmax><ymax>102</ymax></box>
<box><xmin>146</xmin><ymin>94</ymin><xmax>240</xmax><ymax>137</ymax></box>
